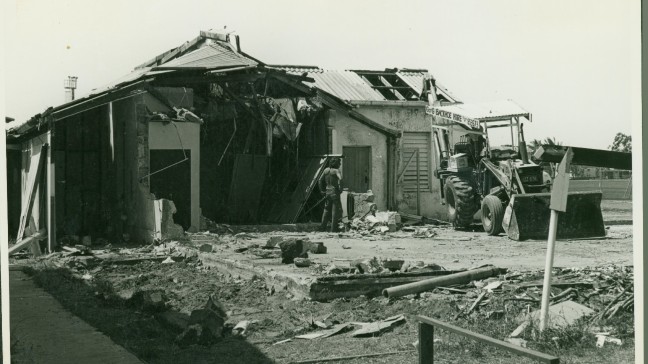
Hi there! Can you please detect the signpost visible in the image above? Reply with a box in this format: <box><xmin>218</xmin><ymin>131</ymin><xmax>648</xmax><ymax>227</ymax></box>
<box><xmin>539</xmin><ymin>148</ymin><xmax>573</xmax><ymax>331</ymax></box>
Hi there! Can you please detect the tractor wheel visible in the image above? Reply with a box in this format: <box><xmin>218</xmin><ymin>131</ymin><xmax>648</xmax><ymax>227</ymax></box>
<box><xmin>444</xmin><ymin>176</ymin><xmax>478</xmax><ymax>229</ymax></box>
<box><xmin>481</xmin><ymin>195</ymin><xmax>504</xmax><ymax>235</ymax></box>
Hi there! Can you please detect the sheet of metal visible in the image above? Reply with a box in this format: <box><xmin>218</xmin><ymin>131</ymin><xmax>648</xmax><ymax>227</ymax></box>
<box><xmin>154</xmin><ymin>43</ymin><xmax>257</xmax><ymax>70</ymax></box>
<box><xmin>81</xmin><ymin>68</ymin><xmax>174</xmax><ymax>99</ymax></box>
<box><xmin>307</xmin><ymin>69</ymin><xmax>385</xmax><ymax>101</ymax></box>
<box><xmin>272</xmin><ymin>66</ymin><xmax>461</xmax><ymax>105</ymax></box>
<box><xmin>272</xmin><ymin>66</ymin><xmax>387</xmax><ymax>101</ymax></box>
<box><xmin>395</xmin><ymin>71</ymin><xmax>427</xmax><ymax>95</ymax></box>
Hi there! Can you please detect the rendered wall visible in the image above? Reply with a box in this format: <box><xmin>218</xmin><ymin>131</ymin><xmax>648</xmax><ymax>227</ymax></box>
<box><xmin>355</xmin><ymin>103</ymin><xmax>448</xmax><ymax>220</ymax></box>
<box><xmin>326</xmin><ymin>109</ymin><xmax>389</xmax><ymax>210</ymax></box>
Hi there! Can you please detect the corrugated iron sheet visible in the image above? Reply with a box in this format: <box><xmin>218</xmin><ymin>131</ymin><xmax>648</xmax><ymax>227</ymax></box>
<box><xmin>434</xmin><ymin>82</ymin><xmax>460</xmax><ymax>103</ymax></box>
<box><xmin>276</xmin><ymin>66</ymin><xmax>456</xmax><ymax>104</ymax></box>
<box><xmin>396</xmin><ymin>71</ymin><xmax>426</xmax><ymax>95</ymax></box>
<box><xmin>280</xmin><ymin>67</ymin><xmax>385</xmax><ymax>102</ymax></box>
<box><xmin>83</xmin><ymin>67</ymin><xmax>173</xmax><ymax>98</ymax></box>
<box><xmin>429</xmin><ymin>100</ymin><xmax>530</xmax><ymax>121</ymax></box>
<box><xmin>155</xmin><ymin>43</ymin><xmax>257</xmax><ymax>70</ymax></box>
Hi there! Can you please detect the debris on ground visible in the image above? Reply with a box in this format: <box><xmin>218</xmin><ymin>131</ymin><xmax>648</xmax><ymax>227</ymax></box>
<box><xmin>595</xmin><ymin>334</ymin><xmax>622</xmax><ymax>348</ymax></box>
<box><xmin>350</xmin><ymin>314</ymin><xmax>406</xmax><ymax>337</ymax></box>
<box><xmin>279</xmin><ymin>238</ymin><xmax>309</xmax><ymax>264</ymax></box>
<box><xmin>294</xmin><ymin>314</ymin><xmax>405</xmax><ymax>340</ymax></box>
<box><xmin>347</xmin><ymin>211</ymin><xmax>402</xmax><ymax>235</ymax></box>
<box><xmin>177</xmin><ymin>296</ymin><xmax>227</xmax><ymax>347</ymax></box>
<box><xmin>294</xmin><ymin>258</ymin><xmax>312</xmax><ymax>268</ymax></box>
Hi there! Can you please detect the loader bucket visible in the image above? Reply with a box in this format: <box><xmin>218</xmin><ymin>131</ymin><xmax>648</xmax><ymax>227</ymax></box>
<box><xmin>502</xmin><ymin>191</ymin><xmax>605</xmax><ymax>241</ymax></box>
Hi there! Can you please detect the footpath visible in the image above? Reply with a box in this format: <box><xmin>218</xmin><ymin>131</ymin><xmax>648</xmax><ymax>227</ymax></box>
<box><xmin>9</xmin><ymin>269</ymin><xmax>144</xmax><ymax>364</ymax></box>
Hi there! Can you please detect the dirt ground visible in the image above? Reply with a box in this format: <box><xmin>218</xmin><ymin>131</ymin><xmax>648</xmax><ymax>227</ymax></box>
<box><xmin>10</xmin><ymin>200</ymin><xmax>635</xmax><ymax>364</ymax></box>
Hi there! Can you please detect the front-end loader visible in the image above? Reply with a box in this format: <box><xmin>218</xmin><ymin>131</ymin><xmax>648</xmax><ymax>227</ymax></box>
<box><xmin>425</xmin><ymin>94</ymin><xmax>605</xmax><ymax>240</ymax></box>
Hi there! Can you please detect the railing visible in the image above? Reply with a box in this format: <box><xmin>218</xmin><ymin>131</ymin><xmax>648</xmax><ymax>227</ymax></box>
<box><xmin>416</xmin><ymin>315</ymin><xmax>560</xmax><ymax>364</ymax></box>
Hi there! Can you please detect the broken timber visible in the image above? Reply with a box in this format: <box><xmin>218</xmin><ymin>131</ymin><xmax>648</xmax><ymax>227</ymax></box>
<box><xmin>16</xmin><ymin>144</ymin><xmax>48</xmax><ymax>242</ymax></box>
<box><xmin>9</xmin><ymin>229</ymin><xmax>47</xmax><ymax>255</ymax></box>
<box><xmin>382</xmin><ymin>265</ymin><xmax>502</xmax><ymax>299</ymax></box>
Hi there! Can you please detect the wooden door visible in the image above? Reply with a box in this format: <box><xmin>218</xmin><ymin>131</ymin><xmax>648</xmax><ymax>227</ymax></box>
<box><xmin>342</xmin><ymin>146</ymin><xmax>371</xmax><ymax>193</ymax></box>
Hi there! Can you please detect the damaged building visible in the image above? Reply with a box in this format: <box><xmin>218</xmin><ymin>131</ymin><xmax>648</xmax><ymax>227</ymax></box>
<box><xmin>6</xmin><ymin>30</ymin><xmax>460</xmax><ymax>252</ymax></box>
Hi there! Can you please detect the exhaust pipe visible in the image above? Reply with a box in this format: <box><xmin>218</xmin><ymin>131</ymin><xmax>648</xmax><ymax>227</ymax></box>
<box><xmin>519</xmin><ymin>123</ymin><xmax>529</xmax><ymax>164</ymax></box>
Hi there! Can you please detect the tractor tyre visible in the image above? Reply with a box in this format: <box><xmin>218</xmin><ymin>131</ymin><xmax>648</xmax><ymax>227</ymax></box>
<box><xmin>444</xmin><ymin>175</ymin><xmax>478</xmax><ymax>229</ymax></box>
<box><xmin>481</xmin><ymin>195</ymin><xmax>504</xmax><ymax>235</ymax></box>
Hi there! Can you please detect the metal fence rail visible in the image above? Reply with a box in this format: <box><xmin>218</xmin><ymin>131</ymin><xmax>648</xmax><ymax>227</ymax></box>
<box><xmin>416</xmin><ymin>315</ymin><xmax>560</xmax><ymax>364</ymax></box>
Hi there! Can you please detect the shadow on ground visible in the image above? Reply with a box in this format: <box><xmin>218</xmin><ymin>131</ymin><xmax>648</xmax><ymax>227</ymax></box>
<box><xmin>23</xmin><ymin>267</ymin><xmax>273</xmax><ymax>364</ymax></box>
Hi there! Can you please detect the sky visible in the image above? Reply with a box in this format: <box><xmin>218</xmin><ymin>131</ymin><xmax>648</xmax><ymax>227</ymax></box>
<box><xmin>2</xmin><ymin>0</ymin><xmax>641</xmax><ymax>149</ymax></box>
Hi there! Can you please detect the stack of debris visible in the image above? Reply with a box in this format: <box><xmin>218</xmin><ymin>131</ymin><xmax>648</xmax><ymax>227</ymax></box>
<box><xmin>232</xmin><ymin>235</ymin><xmax>328</xmax><ymax>267</ymax></box>
<box><xmin>380</xmin><ymin>264</ymin><xmax>634</xmax><ymax>345</ymax></box>
<box><xmin>347</xmin><ymin>211</ymin><xmax>402</xmax><ymax>235</ymax></box>
<box><xmin>200</xmin><ymin>216</ymin><xmax>234</xmax><ymax>234</ymax></box>
<box><xmin>322</xmin><ymin>258</ymin><xmax>445</xmax><ymax>275</ymax></box>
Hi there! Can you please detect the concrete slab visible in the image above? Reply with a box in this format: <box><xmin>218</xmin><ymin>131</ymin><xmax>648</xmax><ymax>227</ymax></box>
<box><xmin>198</xmin><ymin>251</ymin><xmax>461</xmax><ymax>301</ymax></box>
<box><xmin>10</xmin><ymin>270</ymin><xmax>144</xmax><ymax>364</ymax></box>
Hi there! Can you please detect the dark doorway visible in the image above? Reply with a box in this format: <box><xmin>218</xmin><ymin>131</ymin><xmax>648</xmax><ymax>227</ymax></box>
<box><xmin>150</xmin><ymin>149</ymin><xmax>191</xmax><ymax>229</ymax></box>
<box><xmin>342</xmin><ymin>146</ymin><xmax>371</xmax><ymax>193</ymax></box>
<box><xmin>6</xmin><ymin>149</ymin><xmax>22</xmax><ymax>239</ymax></box>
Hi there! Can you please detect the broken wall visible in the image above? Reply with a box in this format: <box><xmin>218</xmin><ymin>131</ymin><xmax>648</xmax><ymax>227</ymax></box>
<box><xmin>148</xmin><ymin>121</ymin><xmax>200</xmax><ymax>231</ymax></box>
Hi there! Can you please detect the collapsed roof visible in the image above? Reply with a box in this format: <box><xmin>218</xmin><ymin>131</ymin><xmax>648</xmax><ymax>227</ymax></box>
<box><xmin>7</xmin><ymin>30</ymin><xmax>460</xmax><ymax>141</ymax></box>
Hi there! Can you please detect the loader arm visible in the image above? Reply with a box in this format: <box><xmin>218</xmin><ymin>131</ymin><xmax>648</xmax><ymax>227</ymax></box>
<box><xmin>534</xmin><ymin>145</ymin><xmax>632</xmax><ymax>170</ymax></box>
<box><xmin>480</xmin><ymin>159</ymin><xmax>513</xmax><ymax>194</ymax></box>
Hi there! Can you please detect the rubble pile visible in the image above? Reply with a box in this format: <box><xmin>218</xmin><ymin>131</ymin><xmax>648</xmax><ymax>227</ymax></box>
<box><xmin>403</xmin><ymin>264</ymin><xmax>636</xmax><ymax>343</ymax></box>
<box><xmin>321</xmin><ymin>258</ymin><xmax>445</xmax><ymax>275</ymax></box>
<box><xmin>347</xmin><ymin>211</ymin><xmax>402</xmax><ymax>235</ymax></box>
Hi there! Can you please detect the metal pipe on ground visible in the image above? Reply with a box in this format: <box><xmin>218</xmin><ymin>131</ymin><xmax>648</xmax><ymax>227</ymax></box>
<box><xmin>382</xmin><ymin>266</ymin><xmax>502</xmax><ymax>299</ymax></box>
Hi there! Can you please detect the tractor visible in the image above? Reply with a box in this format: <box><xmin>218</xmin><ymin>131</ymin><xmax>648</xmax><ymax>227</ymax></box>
<box><xmin>426</xmin><ymin>96</ymin><xmax>605</xmax><ymax>240</ymax></box>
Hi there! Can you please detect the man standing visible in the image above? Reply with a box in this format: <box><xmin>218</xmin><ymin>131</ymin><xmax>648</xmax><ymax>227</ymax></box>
<box><xmin>319</xmin><ymin>157</ymin><xmax>343</xmax><ymax>232</ymax></box>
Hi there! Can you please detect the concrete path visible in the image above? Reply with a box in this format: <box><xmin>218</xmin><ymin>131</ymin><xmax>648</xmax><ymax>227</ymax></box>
<box><xmin>10</xmin><ymin>270</ymin><xmax>144</xmax><ymax>364</ymax></box>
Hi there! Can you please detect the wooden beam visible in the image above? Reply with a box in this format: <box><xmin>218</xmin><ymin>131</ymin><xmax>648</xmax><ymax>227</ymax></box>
<box><xmin>53</xmin><ymin>81</ymin><xmax>151</xmax><ymax>121</ymax></box>
<box><xmin>47</xmin><ymin>131</ymin><xmax>56</xmax><ymax>253</ymax></box>
<box><xmin>16</xmin><ymin>144</ymin><xmax>48</xmax><ymax>242</ymax></box>
<box><xmin>416</xmin><ymin>316</ymin><xmax>560</xmax><ymax>364</ymax></box>
<box><xmin>154</xmin><ymin>72</ymin><xmax>265</xmax><ymax>86</ymax></box>
<box><xmin>9</xmin><ymin>229</ymin><xmax>46</xmax><ymax>255</ymax></box>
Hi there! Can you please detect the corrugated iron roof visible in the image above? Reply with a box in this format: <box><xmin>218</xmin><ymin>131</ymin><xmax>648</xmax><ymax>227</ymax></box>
<box><xmin>272</xmin><ymin>66</ymin><xmax>459</xmax><ymax>103</ymax></box>
<box><xmin>276</xmin><ymin>66</ymin><xmax>385</xmax><ymax>101</ymax></box>
<box><xmin>82</xmin><ymin>67</ymin><xmax>173</xmax><ymax>99</ymax></box>
<box><xmin>395</xmin><ymin>71</ymin><xmax>426</xmax><ymax>95</ymax></box>
<box><xmin>428</xmin><ymin>100</ymin><xmax>530</xmax><ymax>121</ymax></box>
<box><xmin>154</xmin><ymin>43</ymin><xmax>257</xmax><ymax>70</ymax></box>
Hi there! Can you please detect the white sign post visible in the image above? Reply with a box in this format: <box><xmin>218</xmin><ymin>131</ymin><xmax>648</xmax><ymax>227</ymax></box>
<box><xmin>539</xmin><ymin>148</ymin><xmax>573</xmax><ymax>331</ymax></box>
